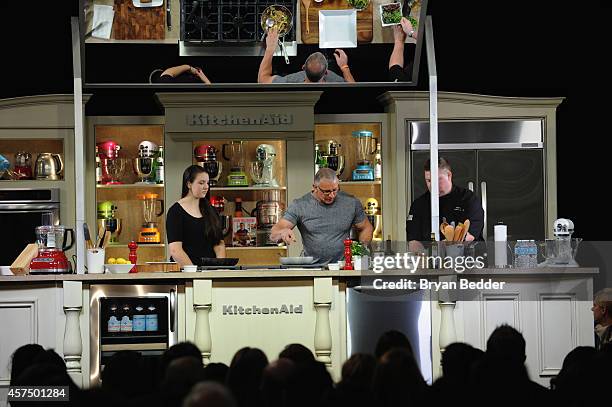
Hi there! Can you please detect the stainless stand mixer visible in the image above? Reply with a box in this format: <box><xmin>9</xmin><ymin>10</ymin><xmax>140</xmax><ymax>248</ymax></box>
<box><xmin>540</xmin><ymin>218</ymin><xmax>581</xmax><ymax>267</ymax></box>
<box><xmin>250</xmin><ymin>144</ymin><xmax>279</xmax><ymax>187</ymax></box>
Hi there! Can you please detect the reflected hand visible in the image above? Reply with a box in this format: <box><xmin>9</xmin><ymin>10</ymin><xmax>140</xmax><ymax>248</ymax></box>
<box><xmin>334</xmin><ymin>49</ymin><xmax>348</xmax><ymax>67</ymax></box>
<box><xmin>400</xmin><ymin>17</ymin><xmax>415</xmax><ymax>39</ymax></box>
<box><xmin>266</xmin><ymin>28</ymin><xmax>279</xmax><ymax>50</ymax></box>
<box><xmin>280</xmin><ymin>229</ymin><xmax>296</xmax><ymax>245</ymax></box>
<box><xmin>393</xmin><ymin>24</ymin><xmax>406</xmax><ymax>43</ymax></box>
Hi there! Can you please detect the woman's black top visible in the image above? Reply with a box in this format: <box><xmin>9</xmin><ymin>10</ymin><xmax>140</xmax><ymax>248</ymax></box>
<box><xmin>166</xmin><ymin>202</ymin><xmax>216</xmax><ymax>265</ymax></box>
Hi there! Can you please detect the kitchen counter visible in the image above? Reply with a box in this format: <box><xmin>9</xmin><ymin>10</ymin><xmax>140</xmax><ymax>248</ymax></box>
<box><xmin>0</xmin><ymin>267</ymin><xmax>598</xmax><ymax>283</ymax></box>
<box><xmin>85</xmin><ymin>0</ymin><xmax>417</xmax><ymax>44</ymax></box>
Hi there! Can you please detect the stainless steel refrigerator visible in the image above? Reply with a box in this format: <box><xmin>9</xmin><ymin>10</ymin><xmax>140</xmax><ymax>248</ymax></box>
<box><xmin>408</xmin><ymin>119</ymin><xmax>546</xmax><ymax>241</ymax></box>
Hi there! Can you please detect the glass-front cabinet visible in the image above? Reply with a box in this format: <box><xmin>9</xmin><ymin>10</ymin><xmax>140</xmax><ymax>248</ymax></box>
<box><xmin>192</xmin><ymin>139</ymin><xmax>288</xmax><ymax>264</ymax></box>
<box><xmin>314</xmin><ymin>123</ymin><xmax>383</xmax><ymax>241</ymax></box>
<box><xmin>94</xmin><ymin>124</ymin><xmax>166</xmax><ymax>264</ymax></box>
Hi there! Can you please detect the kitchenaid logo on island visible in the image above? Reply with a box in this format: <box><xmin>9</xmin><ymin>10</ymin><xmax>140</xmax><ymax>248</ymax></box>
<box><xmin>188</xmin><ymin>113</ymin><xmax>294</xmax><ymax>126</ymax></box>
<box><xmin>222</xmin><ymin>304</ymin><xmax>303</xmax><ymax>316</ymax></box>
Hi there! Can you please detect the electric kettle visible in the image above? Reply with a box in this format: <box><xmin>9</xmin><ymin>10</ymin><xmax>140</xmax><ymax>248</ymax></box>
<box><xmin>35</xmin><ymin>153</ymin><xmax>64</xmax><ymax>180</ymax></box>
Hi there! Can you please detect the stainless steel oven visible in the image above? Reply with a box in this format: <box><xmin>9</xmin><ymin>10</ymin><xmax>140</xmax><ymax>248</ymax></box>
<box><xmin>89</xmin><ymin>284</ymin><xmax>180</xmax><ymax>386</ymax></box>
<box><xmin>0</xmin><ymin>188</ymin><xmax>60</xmax><ymax>265</ymax></box>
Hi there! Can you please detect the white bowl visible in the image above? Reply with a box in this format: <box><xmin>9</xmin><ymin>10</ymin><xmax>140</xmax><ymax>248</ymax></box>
<box><xmin>105</xmin><ymin>264</ymin><xmax>133</xmax><ymax>274</ymax></box>
<box><xmin>181</xmin><ymin>265</ymin><xmax>198</xmax><ymax>272</ymax></box>
<box><xmin>327</xmin><ymin>263</ymin><xmax>341</xmax><ymax>271</ymax></box>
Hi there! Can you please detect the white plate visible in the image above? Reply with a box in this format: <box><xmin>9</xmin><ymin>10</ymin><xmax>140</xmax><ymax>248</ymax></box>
<box><xmin>319</xmin><ymin>10</ymin><xmax>357</xmax><ymax>49</ymax></box>
<box><xmin>280</xmin><ymin>256</ymin><xmax>315</xmax><ymax>265</ymax></box>
<box><xmin>133</xmin><ymin>0</ymin><xmax>163</xmax><ymax>8</ymax></box>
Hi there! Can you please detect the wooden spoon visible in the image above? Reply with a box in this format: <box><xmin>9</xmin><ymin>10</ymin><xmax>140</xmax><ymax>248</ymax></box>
<box><xmin>443</xmin><ymin>225</ymin><xmax>455</xmax><ymax>241</ymax></box>
<box><xmin>460</xmin><ymin>219</ymin><xmax>471</xmax><ymax>241</ymax></box>
<box><xmin>302</xmin><ymin>0</ymin><xmax>311</xmax><ymax>33</ymax></box>
<box><xmin>453</xmin><ymin>225</ymin><xmax>464</xmax><ymax>242</ymax></box>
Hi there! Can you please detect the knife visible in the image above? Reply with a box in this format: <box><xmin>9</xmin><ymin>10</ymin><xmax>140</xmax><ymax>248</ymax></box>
<box><xmin>84</xmin><ymin>223</ymin><xmax>93</xmax><ymax>250</ymax></box>
<box><xmin>166</xmin><ymin>0</ymin><xmax>172</xmax><ymax>30</ymax></box>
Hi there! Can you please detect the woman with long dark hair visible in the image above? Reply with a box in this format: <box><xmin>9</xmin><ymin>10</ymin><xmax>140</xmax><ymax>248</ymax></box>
<box><xmin>166</xmin><ymin>165</ymin><xmax>225</xmax><ymax>266</ymax></box>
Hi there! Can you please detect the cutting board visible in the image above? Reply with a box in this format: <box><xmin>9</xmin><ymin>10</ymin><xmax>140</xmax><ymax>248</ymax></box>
<box><xmin>112</xmin><ymin>0</ymin><xmax>166</xmax><ymax>40</ymax></box>
<box><xmin>301</xmin><ymin>1</ymin><xmax>373</xmax><ymax>45</ymax></box>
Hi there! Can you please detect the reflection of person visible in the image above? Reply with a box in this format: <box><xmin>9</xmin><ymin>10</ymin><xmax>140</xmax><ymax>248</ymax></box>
<box><xmin>167</xmin><ymin>165</ymin><xmax>225</xmax><ymax>267</ymax></box>
<box><xmin>270</xmin><ymin>168</ymin><xmax>373</xmax><ymax>263</ymax></box>
<box><xmin>388</xmin><ymin>17</ymin><xmax>416</xmax><ymax>82</ymax></box>
<box><xmin>258</xmin><ymin>28</ymin><xmax>355</xmax><ymax>83</ymax></box>
<box><xmin>407</xmin><ymin>157</ymin><xmax>484</xmax><ymax>252</ymax></box>
<box><xmin>150</xmin><ymin>65</ymin><xmax>211</xmax><ymax>84</ymax></box>
<box><xmin>592</xmin><ymin>288</ymin><xmax>612</xmax><ymax>350</ymax></box>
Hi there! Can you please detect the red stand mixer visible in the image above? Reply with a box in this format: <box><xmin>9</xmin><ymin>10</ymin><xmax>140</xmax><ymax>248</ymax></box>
<box><xmin>194</xmin><ymin>145</ymin><xmax>222</xmax><ymax>186</ymax></box>
<box><xmin>30</xmin><ymin>225</ymin><xmax>75</xmax><ymax>274</ymax></box>
<box><xmin>97</xmin><ymin>141</ymin><xmax>124</xmax><ymax>184</ymax></box>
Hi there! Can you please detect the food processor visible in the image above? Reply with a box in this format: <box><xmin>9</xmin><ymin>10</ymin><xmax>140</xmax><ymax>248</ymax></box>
<box><xmin>137</xmin><ymin>193</ymin><xmax>164</xmax><ymax>244</ymax></box>
<box><xmin>97</xmin><ymin>201</ymin><xmax>122</xmax><ymax>243</ymax></box>
<box><xmin>133</xmin><ymin>141</ymin><xmax>158</xmax><ymax>184</ymax></box>
<box><xmin>195</xmin><ymin>145</ymin><xmax>223</xmax><ymax>186</ymax></box>
<box><xmin>542</xmin><ymin>218</ymin><xmax>581</xmax><ymax>267</ymax></box>
<box><xmin>222</xmin><ymin>141</ymin><xmax>248</xmax><ymax>186</ymax></box>
<box><xmin>29</xmin><ymin>225</ymin><xmax>75</xmax><ymax>274</ymax></box>
<box><xmin>351</xmin><ymin>130</ymin><xmax>376</xmax><ymax>181</ymax></box>
<box><xmin>14</xmin><ymin>151</ymin><xmax>33</xmax><ymax>179</ymax></box>
<box><xmin>250</xmin><ymin>144</ymin><xmax>278</xmax><ymax>187</ymax></box>
<box><xmin>210</xmin><ymin>195</ymin><xmax>231</xmax><ymax>237</ymax></box>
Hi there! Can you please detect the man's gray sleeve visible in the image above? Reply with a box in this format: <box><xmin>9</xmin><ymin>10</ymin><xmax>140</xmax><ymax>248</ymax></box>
<box><xmin>272</xmin><ymin>75</ymin><xmax>288</xmax><ymax>83</ymax></box>
<box><xmin>283</xmin><ymin>200</ymin><xmax>300</xmax><ymax>225</ymax></box>
<box><xmin>325</xmin><ymin>70</ymin><xmax>346</xmax><ymax>82</ymax></box>
<box><xmin>353</xmin><ymin>198</ymin><xmax>366</xmax><ymax>224</ymax></box>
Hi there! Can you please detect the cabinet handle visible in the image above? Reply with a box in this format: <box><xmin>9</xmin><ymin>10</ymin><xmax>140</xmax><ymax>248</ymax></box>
<box><xmin>481</xmin><ymin>181</ymin><xmax>487</xmax><ymax>240</ymax></box>
<box><xmin>170</xmin><ymin>289</ymin><xmax>176</xmax><ymax>333</ymax></box>
<box><xmin>467</xmin><ymin>181</ymin><xmax>474</xmax><ymax>192</ymax></box>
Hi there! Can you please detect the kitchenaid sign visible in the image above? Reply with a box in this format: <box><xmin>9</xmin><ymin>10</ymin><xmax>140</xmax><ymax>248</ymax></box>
<box><xmin>188</xmin><ymin>113</ymin><xmax>294</xmax><ymax>126</ymax></box>
<box><xmin>222</xmin><ymin>304</ymin><xmax>303</xmax><ymax>316</ymax></box>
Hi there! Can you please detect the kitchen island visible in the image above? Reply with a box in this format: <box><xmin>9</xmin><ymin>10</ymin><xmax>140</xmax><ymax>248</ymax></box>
<box><xmin>0</xmin><ymin>266</ymin><xmax>596</xmax><ymax>391</ymax></box>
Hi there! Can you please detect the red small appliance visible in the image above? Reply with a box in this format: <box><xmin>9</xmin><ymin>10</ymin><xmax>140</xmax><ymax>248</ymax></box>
<box><xmin>97</xmin><ymin>141</ymin><xmax>123</xmax><ymax>184</ymax></box>
<box><xmin>29</xmin><ymin>225</ymin><xmax>75</xmax><ymax>274</ymax></box>
<box><xmin>194</xmin><ymin>145</ymin><xmax>222</xmax><ymax>186</ymax></box>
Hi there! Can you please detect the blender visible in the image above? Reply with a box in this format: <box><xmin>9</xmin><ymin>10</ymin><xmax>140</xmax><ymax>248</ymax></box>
<box><xmin>137</xmin><ymin>193</ymin><xmax>164</xmax><ymax>244</ymax></box>
<box><xmin>249</xmin><ymin>144</ymin><xmax>278</xmax><ymax>187</ymax></box>
<box><xmin>222</xmin><ymin>141</ymin><xmax>249</xmax><ymax>186</ymax></box>
<box><xmin>351</xmin><ymin>130</ymin><xmax>376</xmax><ymax>181</ymax></box>
<box><xmin>97</xmin><ymin>201</ymin><xmax>122</xmax><ymax>243</ymax></box>
<box><xmin>133</xmin><ymin>141</ymin><xmax>158</xmax><ymax>184</ymax></box>
<box><xmin>97</xmin><ymin>141</ymin><xmax>124</xmax><ymax>184</ymax></box>
<box><xmin>14</xmin><ymin>151</ymin><xmax>33</xmax><ymax>179</ymax></box>
<box><xmin>194</xmin><ymin>145</ymin><xmax>223</xmax><ymax>186</ymax></box>
<box><xmin>210</xmin><ymin>195</ymin><xmax>231</xmax><ymax>237</ymax></box>
<box><xmin>29</xmin><ymin>225</ymin><xmax>75</xmax><ymax>274</ymax></box>
<box><xmin>325</xmin><ymin>140</ymin><xmax>345</xmax><ymax>177</ymax></box>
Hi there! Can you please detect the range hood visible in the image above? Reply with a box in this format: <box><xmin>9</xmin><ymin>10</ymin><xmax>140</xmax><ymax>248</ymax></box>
<box><xmin>179</xmin><ymin>0</ymin><xmax>297</xmax><ymax>57</ymax></box>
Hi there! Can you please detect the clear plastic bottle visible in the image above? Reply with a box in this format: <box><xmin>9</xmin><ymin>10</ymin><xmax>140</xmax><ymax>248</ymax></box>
<box><xmin>527</xmin><ymin>240</ymin><xmax>538</xmax><ymax>268</ymax></box>
<box><xmin>514</xmin><ymin>240</ymin><xmax>528</xmax><ymax>268</ymax></box>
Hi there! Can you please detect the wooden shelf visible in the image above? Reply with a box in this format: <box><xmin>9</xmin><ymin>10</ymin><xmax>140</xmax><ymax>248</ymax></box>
<box><xmin>0</xmin><ymin>179</ymin><xmax>65</xmax><ymax>184</ymax></box>
<box><xmin>210</xmin><ymin>186</ymin><xmax>287</xmax><ymax>191</ymax></box>
<box><xmin>227</xmin><ymin>246</ymin><xmax>287</xmax><ymax>250</ymax></box>
<box><xmin>97</xmin><ymin>184</ymin><xmax>164</xmax><ymax>189</ymax></box>
<box><xmin>339</xmin><ymin>180</ymin><xmax>382</xmax><ymax>186</ymax></box>
<box><xmin>108</xmin><ymin>243</ymin><xmax>166</xmax><ymax>248</ymax></box>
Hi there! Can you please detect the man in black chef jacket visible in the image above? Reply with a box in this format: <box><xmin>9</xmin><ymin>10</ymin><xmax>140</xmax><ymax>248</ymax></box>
<box><xmin>407</xmin><ymin>157</ymin><xmax>484</xmax><ymax>252</ymax></box>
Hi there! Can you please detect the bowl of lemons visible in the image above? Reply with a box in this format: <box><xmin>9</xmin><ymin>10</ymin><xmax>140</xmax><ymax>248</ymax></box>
<box><xmin>105</xmin><ymin>257</ymin><xmax>133</xmax><ymax>274</ymax></box>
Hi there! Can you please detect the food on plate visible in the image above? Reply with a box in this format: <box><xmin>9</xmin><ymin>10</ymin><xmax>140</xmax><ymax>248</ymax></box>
<box><xmin>108</xmin><ymin>257</ymin><xmax>130</xmax><ymax>265</ymax></box>
<box><xmin>381</xmin><ymin>3</ymin><xmax>402</xmax><ymax>25</ymax></box>
<box><xmin>347</xmin><ymin>0</ymin><xmax>369</xmax><ymax>10</ymax></box>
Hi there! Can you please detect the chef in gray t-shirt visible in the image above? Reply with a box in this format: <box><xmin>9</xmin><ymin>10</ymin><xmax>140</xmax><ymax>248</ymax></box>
<box><xmin>270</xmin><ymin>168</ymin><xmax>373</xmax><ymax>264</ymax></box>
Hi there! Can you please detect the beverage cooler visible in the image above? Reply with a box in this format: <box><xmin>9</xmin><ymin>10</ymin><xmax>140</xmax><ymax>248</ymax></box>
<box><xmin>89</xmin><ymin>284</ymin><xmax>179</xmax><ymax>385</ymax></box>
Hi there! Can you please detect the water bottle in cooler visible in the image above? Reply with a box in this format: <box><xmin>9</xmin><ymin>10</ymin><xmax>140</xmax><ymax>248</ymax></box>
<box><xmin>527</xmin><ymin>240</ymin><xmax>538</xmax><ymax>268</ymax></box>
<box><xmin>133</xmin><ymin>305</ymin><xmax>146</xmax><ymax>332</ymax></box>
<box><xmin>514</xmin><ymin>240</ymin><xmax>529</xmax><ymax>268</ymax></box>
<box><xmin>146</xmin><ymin>304</ymin><xmax>158</xmax><ymax>331</ymax></box>
<box><xmin>120</xmin><ymin>304</ymin><xmax>132</xmax><ymax>332</ymax></box>
<box><xmin>107</xmin><ymin>304</ymin><xmax>120</xmax><ymax>333</ymax></box>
